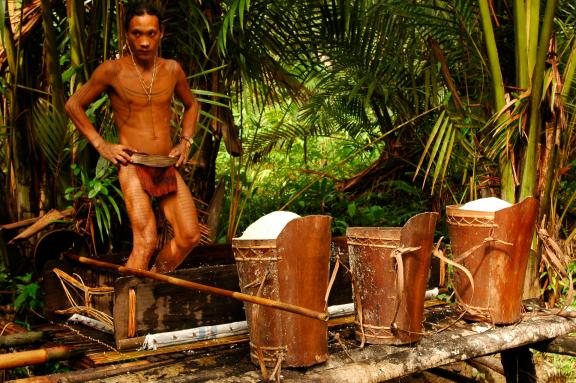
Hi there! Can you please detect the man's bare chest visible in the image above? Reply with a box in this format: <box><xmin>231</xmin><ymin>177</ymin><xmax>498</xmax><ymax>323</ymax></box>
<box><xmin>111</xmin><ymin>67</ymin><xmax>175</xmax><ymax>107</ymax></box>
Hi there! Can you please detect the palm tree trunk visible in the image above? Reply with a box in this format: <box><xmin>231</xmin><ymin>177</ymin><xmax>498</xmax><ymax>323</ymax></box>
<box><xmin>3</xmin><ymin>2</ymin><xmax>35</xmax><ymax>221</ymax></box>
<box><xmin>1</xmin><ymin>0</ymin><xmax>17</xmax><ymax>74</ymax></box>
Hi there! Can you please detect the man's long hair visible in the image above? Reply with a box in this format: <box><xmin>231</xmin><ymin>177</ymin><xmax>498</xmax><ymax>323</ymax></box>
<box><xmin>124</xmin><ymin>1</ymin><xmax>165</xmax><ymax>30</ymax></box>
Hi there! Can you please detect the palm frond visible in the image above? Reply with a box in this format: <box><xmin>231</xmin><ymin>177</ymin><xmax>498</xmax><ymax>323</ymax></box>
<box><xmin>413</xmin><ymin>109</ymin><xmax>480</xmax><ymax>193</ymax></box>
<box><xmin>31</xmin><ymin>98</ymin><xmax>74</xmax><ymax>178</ymax></box>
<box><xmin>299</xmin><ymin>0</ymin><xmax>424</xmax><ymax>137</ymax></box>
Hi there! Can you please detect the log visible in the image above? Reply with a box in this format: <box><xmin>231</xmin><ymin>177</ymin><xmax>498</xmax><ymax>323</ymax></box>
<box><xmin>428</xmin><ymin>367</ymin><xmax>479</xmax><ymax>383</ymax></box>
<box><xmin>533</xmin><ymin>334</ymin><xmax>576</xmax><ymax>356</ymax></box>
<box><xmin>298</xmin><ymin>315</ymin><xmax>576</xmax><ymax>383</ymax></box>
<box><xmin>203</xmin><ymin>314</ymin><xmax>576</xmax><ymax>383</ymax></box>
<box><xmin>0</xmin><ymin>331</ymin><xmax>43</xmax><ymax>347</ymax></box>
<box><xmin>7</xmin><ymin>359</ymin><xmax>173</xmax><ymax>383</ymax></box>
<box><xmin>467</xmin><ymin>355</ymin><xmax>505</xmax><ymax>376</ymax></box>
<box><xmin>80</xmin><ymin>348</ymin><xmax>257</xmax><ymax>383</ymax></box>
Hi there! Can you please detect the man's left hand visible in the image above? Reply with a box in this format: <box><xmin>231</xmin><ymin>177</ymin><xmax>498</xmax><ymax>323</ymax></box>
<box><xmin>169</xmin><ymin>141</ymin><xmax>191</xmax><ymax>167</ymax></box>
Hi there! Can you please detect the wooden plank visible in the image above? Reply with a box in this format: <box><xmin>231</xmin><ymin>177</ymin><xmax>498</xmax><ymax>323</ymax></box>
<box><xmin>44</xmin><ymin>238</ymin><xmax>357</xmax><ymax>323</ymax></box>
<box><xmin>86</xmin><ymin>334</ymin><xmax>250</xmax><ymax>365</ymax></box>
<box><xmin>83</xmin><ymin>347</ymin><xmax>257</xmax><ymax>383</ymax></box>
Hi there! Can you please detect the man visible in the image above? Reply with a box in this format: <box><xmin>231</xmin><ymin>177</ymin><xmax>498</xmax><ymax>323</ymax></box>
<box><xmin>65</xmin><ymin>1</ymin><xmax>201</xmax><ymax>273</ymax></box>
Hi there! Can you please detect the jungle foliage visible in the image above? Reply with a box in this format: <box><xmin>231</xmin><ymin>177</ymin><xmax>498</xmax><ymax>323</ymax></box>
<box><xmin>1</xmin><ymin>0</ymin><xmax>576</xmax><ymax>308</ymax></box>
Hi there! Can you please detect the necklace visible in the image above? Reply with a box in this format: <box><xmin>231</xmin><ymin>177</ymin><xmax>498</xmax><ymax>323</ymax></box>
<box><xmin>130</xmin><ymin>53</ymin><xmax>158</xmax><ymax>104</ymax></box>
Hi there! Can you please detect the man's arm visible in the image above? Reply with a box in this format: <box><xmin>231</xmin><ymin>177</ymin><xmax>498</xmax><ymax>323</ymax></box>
<box><xmin>65</xmin><ymin>61</ymin><xmax>136</xmax><ymax>165</ymax></box>
<box><xmin>169</xmin><ymin>61</ymin><xmax>200</xmax><ymax>167</ymax></box>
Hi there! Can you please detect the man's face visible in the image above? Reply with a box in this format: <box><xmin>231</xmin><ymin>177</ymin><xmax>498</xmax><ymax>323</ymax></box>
<box><xmin>126</xmin><ymin>14</ymin><xmax>163</xmax><ymax>60</ymax></box>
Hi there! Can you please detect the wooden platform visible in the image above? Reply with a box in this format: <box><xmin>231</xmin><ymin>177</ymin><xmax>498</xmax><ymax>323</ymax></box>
<box><xmin>42</xmin><ymin>241</ymin><xmax>354</xmax><ymax>350</ymax></box>
<box><xmin>8</xmin><ymin>304</ymin><xmax>576</xmax><ymax>382</ymax></box>
<box><xmin>19</xmin><ymin>240</ymin><xmax>576</xmax><ymax>381</ymax></box>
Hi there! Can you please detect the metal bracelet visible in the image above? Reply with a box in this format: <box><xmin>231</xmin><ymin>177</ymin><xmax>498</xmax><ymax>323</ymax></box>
<box><xmin>180</xmin><ymin>135</ymin><xmax>194</xmax><ymax>146</ymax></box>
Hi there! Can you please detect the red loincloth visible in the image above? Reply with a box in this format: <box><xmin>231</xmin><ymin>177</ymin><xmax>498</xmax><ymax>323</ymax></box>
<box><xmin>134</xmin><ymin>164</ymin><xmax>178</xmax><ymax>197</ymax></box>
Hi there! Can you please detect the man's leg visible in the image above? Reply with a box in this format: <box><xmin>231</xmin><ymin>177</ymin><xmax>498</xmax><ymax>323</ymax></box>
<box><xmin>152</xmin><ymin>172</ymin><xmax>201</xmax><ymax>273</ymax></box>
<box><xmin>118</xmin><ymin>165</ymin><xmax>158</xmax><ymax>270</ymax></box>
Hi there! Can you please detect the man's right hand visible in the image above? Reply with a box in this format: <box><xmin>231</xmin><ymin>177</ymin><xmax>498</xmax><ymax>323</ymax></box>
<box><xmin>93</xmin><ymin>137</ymin><xmax>137</xmax><ymax>165</ymax></box>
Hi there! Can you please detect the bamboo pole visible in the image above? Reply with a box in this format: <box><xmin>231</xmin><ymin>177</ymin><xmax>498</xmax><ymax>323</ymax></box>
<box><xmin>0</xmin><ymin>346</ymin><xmax>76</xmax><ymax>370</ymax></box>
<box><xmin>520</xmin><ymin>0</ymin><xmax>558</xmax><ymax>200</ymax></box>
<box><xmin>66</xmin><ymin>254</ymin><xmax>328</xmax><ymax>321</ymax></box>
<box><xmin>0</xmin><ymin>331</ymin><xmax>43</xmax><ymax>347</ymax></box>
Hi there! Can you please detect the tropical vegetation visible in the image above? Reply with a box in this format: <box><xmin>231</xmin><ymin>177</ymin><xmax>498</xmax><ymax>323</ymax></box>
<box><xmin>1</xmin><ymin>0</ymin><xmax>576</xmax><ymax>317</ymax></box>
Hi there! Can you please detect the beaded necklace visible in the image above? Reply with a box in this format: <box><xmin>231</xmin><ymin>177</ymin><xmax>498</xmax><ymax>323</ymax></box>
<box><xmin>129</xmin><ymin>51</ymin><xmax>158</xmax><ymax>104</ymax></box>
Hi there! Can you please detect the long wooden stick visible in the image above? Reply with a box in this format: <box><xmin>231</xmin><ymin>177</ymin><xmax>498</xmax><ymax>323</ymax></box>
<box><xmin>67</xmin><ymin>254</ymin><xmax>328</xmax><ymax>321</ymax></box>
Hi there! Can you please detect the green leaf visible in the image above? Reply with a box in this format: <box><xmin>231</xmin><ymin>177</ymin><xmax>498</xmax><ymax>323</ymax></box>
<box><xmin>88</xmin><ymin>181</ymin><xmax>103</xmax><ymax>198</ymax></box>
<box><xmin>347</xmin><ymin>202</ymin><xmax>357</xmax><ymax>217</ymax></box>
<box><xmin>107</xmin><ymin>195</ymin><xmax>122</xmax><ymax>224</ymax></box>
<box><xmin>15</xmin><ymin>273</ymin><xmax>32</xmax><ymax>284</ymax></box>
<box><xmin>94</xmin><ymin>208</ymin><xmax>105</xmax><ymax>242</ymax></box>
<box><xmin>61</xmin><ymin>65</ymin><xmax>80</xmax><ymax>82</ymax></box>
<box><xmin>14</xmin><ymin>293</ymin><xmax>27</xmax><ymax>310</ymax></box>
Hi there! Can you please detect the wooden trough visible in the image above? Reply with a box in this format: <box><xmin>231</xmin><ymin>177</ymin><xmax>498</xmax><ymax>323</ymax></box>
<box><xmin>42</xmin><ymin>238</ymin><xmax>353</xmax><ymax>352</ymax></box>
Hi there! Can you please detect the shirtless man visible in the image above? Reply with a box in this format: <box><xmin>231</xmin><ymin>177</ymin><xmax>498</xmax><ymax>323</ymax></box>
<box><xmin>65</xmin><ymin>2</ymin><xmax>201</xmax><ymax>273</ymax></box>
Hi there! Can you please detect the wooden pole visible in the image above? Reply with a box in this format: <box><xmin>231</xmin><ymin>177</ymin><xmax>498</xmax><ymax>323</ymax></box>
<box><xmin>67</xmin><ymin>254</ymin><xmax>328</xmax><ymax>321</ymax></box>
